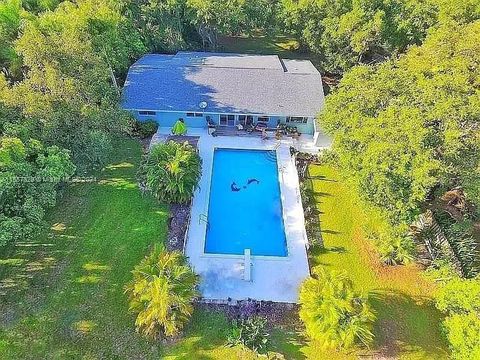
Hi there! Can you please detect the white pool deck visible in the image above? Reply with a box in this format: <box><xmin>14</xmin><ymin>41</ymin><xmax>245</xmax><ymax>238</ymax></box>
<box><xmin>153</xmin><ymin>128</ymin><xmax>331</xmax><ymax>303</ymax></box>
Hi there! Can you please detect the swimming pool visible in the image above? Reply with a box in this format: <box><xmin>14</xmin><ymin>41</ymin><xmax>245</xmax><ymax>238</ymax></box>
<box><xmin>204</xmin><ymin>148</ymin><xmax>288</xmax><ymax>257</ymax></box>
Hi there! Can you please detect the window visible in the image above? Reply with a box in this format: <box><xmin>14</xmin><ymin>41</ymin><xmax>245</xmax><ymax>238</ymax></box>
<box><xmin>194</xmin><ymin>112</ymin><xmax>203</xmax><ymax>117</ymax></box>
<box><xmin>139</xmin><ymin>110</ymin><xmax>156</xmax><ymax>116</ymax></box>
<box><xmin>257</xmin><ymin>116</ymin><xmax>269</xmax><ymax>123</ymax></box>
<box><xmin>187</xmin><ymin>112</ymin><xmax>203</xmax><ymax>117</ymax></box>
<box><xmin>286</xmin><ymin>116</ymin><xmax>308</xmax><ymax>124</ymax></box>
<box><xmin>186</xmin><ymin>112</ymin><xmax>195</xmax><ymax>117</ymax></box>
<box><xmin>238</xmin><ymin>115</ymin><xmax>246</xmax><ymax>124</ymax></box>
<box><xmin>219</xmin><ymin>114</ymin><xmax>235</xmax><ymax>126</ymax></box>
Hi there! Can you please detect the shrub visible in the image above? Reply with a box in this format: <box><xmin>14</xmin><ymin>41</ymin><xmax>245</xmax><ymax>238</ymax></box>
<box><xmin>443</xmin><ymin>312</ymin><xmax>480</xmax><ymax>360</ymax></box>
<box><xmin>376</xmin><ymin>232</ymin><xmax>415</xmax><ymax>266</ymax></box>
<box><xmin>435</xmin><ymin>278</ymin><xmax>480</xmax><ymax>315</ymax></box>
<box><xmin>299</xmin><ymin>267</ymin><xmax>375</xmax><ymax>350</ymax></box>
<box><xmin>435</xmin><ymin>277</ymin><xmax>480</xmax><ymax>359</ymax></box>
<box><xmin>124</xmin><ymin>248</ymin><xmax>199</xmax><ymax>339</ymax></box>
<box><xmin>143</xmin><ymin>141</ymin><xmax>201</xmax><ymax>204</ymax></box>
<box><xmin>0</xmin><ymin>137</ymin><xmax>75</xmax><ymax>247</ymax></box>
<box><xmin>227</xmin><ymin>316</ymin><xmax>269</xmax><ymax>353</ymax></box>
<box><xmin>133</xmin><ymin>119</ymin><xmax>158</xmax><ymax>139</ymax></box>
<box><xmin>368</xmin><ymin>224</ymin><xmax>415</xmax><ymax>265</ymax></box>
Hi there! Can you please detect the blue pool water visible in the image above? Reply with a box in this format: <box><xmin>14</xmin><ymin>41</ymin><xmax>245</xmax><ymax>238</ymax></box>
<box><xmin>204</xmin><ymin>148</ymin><xmax>288</xmax><ymax>257</ymax></box>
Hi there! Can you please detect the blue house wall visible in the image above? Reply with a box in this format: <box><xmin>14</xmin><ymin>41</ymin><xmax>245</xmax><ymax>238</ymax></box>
<box><xmin>133</xmin><ymin>110</ymin><xmax>315</xmax><ymax>135</ymax></box>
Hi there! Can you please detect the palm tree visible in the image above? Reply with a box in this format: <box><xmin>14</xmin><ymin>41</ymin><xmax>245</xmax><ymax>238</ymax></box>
<box><xmin>124</xmin><ymin>248</ymin><xmax>199</xmax><ymax>339</ymax></box>
<box><xmin>299</xmin><ymin>267</ymin><xmax>375</xmax><ymax>350</ymax></box>
<box><xmin>144</xmin><ymin>141</ymin><xmax>201</xmax><ymax>204</ymax></box>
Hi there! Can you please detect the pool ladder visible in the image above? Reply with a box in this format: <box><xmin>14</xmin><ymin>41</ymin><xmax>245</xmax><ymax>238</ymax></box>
<box><xmin>265</xmin><ymin>143</ymin><xmax>281</xmax><ymax>162</ymax></box>
<box><xmin>199</xmin><ymin>213</ymin><xmax>210</xmax><ymax>230</ymax></box>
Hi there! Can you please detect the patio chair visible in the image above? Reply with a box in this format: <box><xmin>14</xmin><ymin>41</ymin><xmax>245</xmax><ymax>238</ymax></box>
<box><xmin>242</xmin><ymin>116</ymin><xmax>255</xmax><ymax>133</ymax></box>
<box><xmin>253</xmin><ymin>122</ymin><xmax>268</xmax><ymax>132</ymax></box>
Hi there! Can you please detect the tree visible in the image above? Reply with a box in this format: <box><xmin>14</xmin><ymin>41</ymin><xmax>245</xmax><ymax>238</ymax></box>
<box><xmin>279</xmin><ymin>0</ymin><xmax>438</xmax><ymax>73</ymax></box>
<box><xmin>299</xmin><ymin>267</ymin><xmax>375</xmax><ymax>349</ymax></box>
<box><xmin>121</xmin><ymin>0</ymin><xmax>190</xmax><ymax>53</ymax></box>
<box><xmin>0</xmin><ymin>2</ymin><xmax>133</xmax><ymax>171</ymax></box>
<box><xmin>124</xmin><ymin>248</ymin><xmax>199</xmax><ymax>338</ymax></box>
<box><xmin>0</xmin><ymin>137</ymin><xmax>75</xmax><ymax>247</ymax></box>
<box><xmin>142</xmin><ymin>141</ymin><xmax>201</xmax><ymax>204</ymax></box>
<box><xmin>318</xmin><ymin>21</ymin><xmax>480</xmax><ymax>225</ymax></box>
<box><xmin>0</xmin><ymin>0</ymin><xmax>24</xmax><ymax>79</ymax></box>
<box><xmin>186</xmin><ymin>0</ymin><xmax>278</xmax><ymax>48</ymax></box>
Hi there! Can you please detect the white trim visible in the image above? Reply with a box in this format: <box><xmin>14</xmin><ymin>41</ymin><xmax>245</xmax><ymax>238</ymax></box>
<box><xmin>124</xmin><ymin>108</ymin><xmax>317</xmax><ymax>119</ymax></box>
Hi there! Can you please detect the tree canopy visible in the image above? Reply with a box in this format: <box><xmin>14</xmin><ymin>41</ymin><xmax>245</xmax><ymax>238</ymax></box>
<box><xmin>319</xmin><ymin>21</ymin><xmax>480</xmax><ymax>225</ymax></box>
<box><xmin>0</xmin><ymin>136</ymin><xmax>75</xmax><ymax>247</ymax></box>
<box><xmin>280</xmin><ymin>0</ymin><xmax>480</xmax><ymax>73</ymax></box>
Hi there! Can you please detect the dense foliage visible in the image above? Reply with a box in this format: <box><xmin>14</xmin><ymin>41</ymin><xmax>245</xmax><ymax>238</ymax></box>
<box><xmin>299</xmin><ymin>267</ymin><xmax>375</xmax><ymax>349</ymax></box>
<box><xmin>142</xmin><ymin>141</ymin><xmax>201</xmax><ymax>204</ymax></box>
<box><xmin>0</xmin><ymin>136</ymin><xmax>75</xmax><ymax>247</ymax></box>
<box><xmin>435</xmin><ymin>278</ymin><xmax>480</xmax><ymax>359</ymax></box>
<box><xmin>132</xmin><ymin>119</ymin><xmax>158</xmax><ymax>139</ymax></box>
<box><xmin>227</xmin><ymin>316</ymin><xmax>270</xmax><ymax>353</ymax></box>
<box><xmin>124</xmin><ymin>248</ymin><xmax>199</xmax><ymax>339</ymax></box>
<box><xmin>319</xmin><ymin>21</ymin><xmax>480</xmax><ymax>261</ymax></box>
<box><xmin>280</xmin><ymin>0</ymin><xmax>480</xmax><ymax>73</ymax></box>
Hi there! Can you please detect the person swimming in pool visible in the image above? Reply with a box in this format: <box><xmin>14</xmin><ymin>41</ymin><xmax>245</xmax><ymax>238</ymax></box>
<box><xmin>247</xmin><ymin>178</ymin><xmax>260</xmax><ymax>185</ymax></box>
<box><xmin>231</xmin><ymin>182</ymin><xmax>241</xmax><ymax>192</ymax></box>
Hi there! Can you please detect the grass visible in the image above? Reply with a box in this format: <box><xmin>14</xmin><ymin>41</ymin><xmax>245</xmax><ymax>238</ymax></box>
<box><xmin>0</xmin><ymin>139</ymin><xmax>449</xmax><ymax>359</ymax></box>
<box><xmin>0</xmin><ymin>138</ymin><xmax>301</xmax><ymax>359</ymax></box>
<box><xmin>0</xmin><ymin>138</ymin><xmax>168</xmax><ymax>358</ymax></box>
<box><xmin>217</xmin><ymin>33</ymin><xmax>321</xmax><ymax>67</ymax></box>
<box><xmin>306</xmin><ymin>165</ymin><xmax>449</xmax><ymax>359</ymax></box>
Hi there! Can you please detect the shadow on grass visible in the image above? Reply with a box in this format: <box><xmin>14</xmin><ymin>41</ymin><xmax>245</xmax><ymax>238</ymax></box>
<box><xmin>321</xmin><ymin>229</ymin><xmax>341</xmax><ymax>235</ymax></box>
<box><xmin>369</xmin><ymin>290</ymin><xmax>447</xmax><ymax>359</ymax></box>
<box><xmin>312</xmin><ymin>191</ymin><xmax>333</xmax><ymax>197</ymax></box>
<box><xmin>307</xmin><ymin>175</ymin><xmax>338</xmax><ymax>182</ymax></box>
<box><xmin>162</xmin><ymin>309</ymin><xmax>229</xmax><ymax>360</ymax></box>
<box><xmin>269</xmin><ymin>328</ymin><xmax>307</xmax><ymax>360</ymax></box>
<box><xmin>308</xmin><ymin>245</ymin><xmax>348</xmax><ymax>268</ymax></box>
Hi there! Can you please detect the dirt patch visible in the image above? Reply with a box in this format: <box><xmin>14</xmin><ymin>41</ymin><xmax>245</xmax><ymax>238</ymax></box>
<box><xmin>166</xmin><ymin>203</ymin><xmax>191</xmax><ymax>252</ymax></box>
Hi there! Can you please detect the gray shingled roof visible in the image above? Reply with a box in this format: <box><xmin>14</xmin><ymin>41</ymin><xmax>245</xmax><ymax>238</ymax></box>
<box><xmin>122</xmin><ymin>52</ymin><xmax>325</xmax><ymax>117</ymax></box>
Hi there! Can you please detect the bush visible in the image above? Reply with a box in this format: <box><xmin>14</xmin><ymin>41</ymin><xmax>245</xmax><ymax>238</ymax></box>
<box><xmin>0</xmin><ymin>137</ymin><xmax>75</xmax><ymax>247</ymax></box>
<box><xmin>227</xmin><ymin>316</ymin><xmax>269</xmax><ymax>353</ymax></box>
<box><xmin>435</xmin><ymin>278</ymin><xmax>480</xmax><ymax>315</ymax></box>
<box><xmin>367</xmin><ymin>223</ymin><xmax>415</xmax><ymax>265</ymax></box>
<box><xmin>142</xmin><ymin>141</ymin><xmax>201</xmax><ymax>204</ymax></box>
<box><xmin>132</xmin><ymin>119</ymin><xmax>158</xmax><ymax>139</ymax></box>
<box><xmin>376</xmin><ymin>232</ymin><xmax>415</xmax><ymax>266</ymax></box>
<box><xmin>443</xmin><ymin>312</ymin><xmax>480</xmax><ymax>360</ymax></box>
<box><xmin>124</xmin><ymin>248</ymin><xmax>199</xmax><ymax>339</ymax></box>
<box><xmin>299</xmin><ymin>267</ymin><xmax>375</xmax><ymax>350</ymax></box>
<box><xmin>435</xmin><ymin>277</ymin><xmax>480</xmax><ymax>359</ymax></box>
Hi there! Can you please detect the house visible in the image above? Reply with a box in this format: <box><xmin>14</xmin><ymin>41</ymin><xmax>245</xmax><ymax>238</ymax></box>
<box><xmin>122</xmin><ymin>51</ymin><xmax>326</xmax><ymax>144</ymax></box>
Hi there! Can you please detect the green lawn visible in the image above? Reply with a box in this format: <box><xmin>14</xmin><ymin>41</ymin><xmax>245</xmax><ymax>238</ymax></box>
<box><xmin>218</xmin><ymin>34</ymin><xmax>321</xmax><ymax>67</ymax></box>
<box><xmin>306</xmin><ymin>165</ymin><xmax>449</xmax><ymax>359</ymax></box>
<box><xmin>0</xmin><ymin>138</ymin><xmax>168</xmax><ymax>358</ymax></box>
<box><xmin>0</xmin><ymin>138</ymin><xmax>301</xmax><ymax>359</ymax></box>
<box><xmin>0</xmin><ymin>140</ymin><xmax>449</xmax><ymax>359</ymax></box>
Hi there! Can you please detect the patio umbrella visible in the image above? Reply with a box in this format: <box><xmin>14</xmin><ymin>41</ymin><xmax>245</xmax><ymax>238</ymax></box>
<box><xmin>172</xmin><ymin>119</ymin><xmax>187</xmax><ymax>135</ymax></box>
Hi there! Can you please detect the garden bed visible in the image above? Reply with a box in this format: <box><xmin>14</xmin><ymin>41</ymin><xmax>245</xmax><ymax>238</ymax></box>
<box><xmin>198</xmin><ymin>299</ymin><xmax>300</xmax><ymax>329</ymax></box>
<box><xmin>166</xmin><ymin>203</ymin><xmax>191</xmax><ymax>252</ymax></box>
